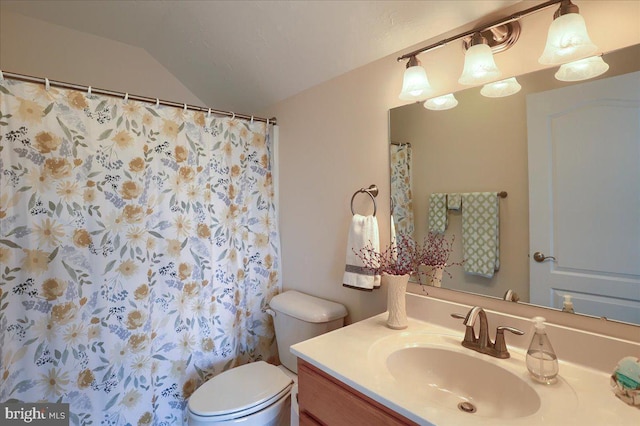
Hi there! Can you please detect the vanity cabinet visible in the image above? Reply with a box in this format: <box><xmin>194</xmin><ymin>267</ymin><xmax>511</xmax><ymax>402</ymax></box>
<box><xmin>297</xmin><ymin>359</ymin><xmax>418</xmax><ymax>426</ymax></box>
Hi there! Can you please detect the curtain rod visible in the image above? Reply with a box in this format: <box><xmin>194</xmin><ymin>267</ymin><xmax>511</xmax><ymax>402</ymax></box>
<box><xmin>397</xmin><ymin>0</ymin><xmax>563</xmax><ymax>61</ymax></box>
<box><xmin>0</xmin><ymin>70</ymin><xmax>277</xmax><ymax>125</ymax></box>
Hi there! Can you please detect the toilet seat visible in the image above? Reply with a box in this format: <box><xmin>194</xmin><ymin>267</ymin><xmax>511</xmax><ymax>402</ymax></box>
<box><xmin>188</xmin><ymin>361</ymin><xmax>294</xmax><ymax>421</ymax></box>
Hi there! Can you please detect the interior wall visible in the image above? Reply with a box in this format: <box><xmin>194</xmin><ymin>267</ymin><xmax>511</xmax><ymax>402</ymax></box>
<box><xmin>0</xmin><ymin>10</ymin><xmax>204</xmax><ymax>105</ymax></box>
<box><xmin>268</xmin><ymin>0</ymin><xmax>640</xmax><ymax>323</ymax></box>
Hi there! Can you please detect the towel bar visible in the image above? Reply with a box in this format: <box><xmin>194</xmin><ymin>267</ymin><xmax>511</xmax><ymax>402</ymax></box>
<box><xmin>351</xmin><ymin>185</ymin><xmax>378</xmax><ymax>216</ymax></box>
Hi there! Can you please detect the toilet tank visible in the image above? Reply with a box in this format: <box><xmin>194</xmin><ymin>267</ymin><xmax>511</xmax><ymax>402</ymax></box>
<box><xmin>268</xmin><ymin>291</ymin><xmax>347</xmax><ymax>373</ymax></box>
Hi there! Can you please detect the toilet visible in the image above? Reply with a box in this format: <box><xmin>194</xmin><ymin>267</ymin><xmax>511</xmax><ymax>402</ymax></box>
<box><xmin>187</xmin><ymin>290</ymin><xmax>348</xmax><ymax>425</ymax></box>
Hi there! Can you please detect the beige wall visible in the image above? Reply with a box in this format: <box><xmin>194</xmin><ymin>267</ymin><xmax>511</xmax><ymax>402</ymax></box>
<box><xmin>0</xmin><ymin>11</ymin><xmax>204</xmax><ymax>105</ymax></box>
<box><xmin>269</xmin><ymin>1</ymin><xmax>640</xmax><ymax>323</ymax></box>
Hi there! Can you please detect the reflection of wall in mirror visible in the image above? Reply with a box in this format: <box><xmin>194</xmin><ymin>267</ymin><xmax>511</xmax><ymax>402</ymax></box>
<box><xmin>389</xmin><ymin>44</ymin><xmax>640</xmax><ymax>304</ymax></box>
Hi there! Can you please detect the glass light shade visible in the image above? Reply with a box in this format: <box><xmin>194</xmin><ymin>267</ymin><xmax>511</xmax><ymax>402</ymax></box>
<box><xmin>424</xmin><ymin>94</ymin><xmax>458</xmax><ymax>111</ymax></box>
<box><xmin>538</xmin><ymin>13</ymin><xmax>597</xmax><ymax>65</ymax></box>
<box><xmin>480</xmin><ymin>77</ymin><xmax>522</xmax><ymax>98</ymax></box>
<box><xmin>399</xmin><ymin>65</ymin><xmax>432</xmax><ymax>101</ymax></box>
<box><xmin>458</xmin><ymin>44</ymin><xmax>502</xmax><ymax>85</ymax></box>
<box><xmin>555</xmin><ymin>55</ymin><xmax>609</xmax><ymax>81</ymax></box>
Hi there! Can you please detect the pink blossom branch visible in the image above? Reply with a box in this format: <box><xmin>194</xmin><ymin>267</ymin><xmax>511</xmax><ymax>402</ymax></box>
<box><xmin>353</xmin><ymin>233</ymin><xmax>463</xmax><ymax>283</ymax></box>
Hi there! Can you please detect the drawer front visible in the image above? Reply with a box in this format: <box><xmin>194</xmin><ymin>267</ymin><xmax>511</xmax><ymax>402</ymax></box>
<box><xmin>299</xmin><ymin>411</ymin><xmax>322</xmax><ymax>426</ymax></box>
<box><xmin>297</xmin><ymin>360</ymin><xmax>417</xmax><ymax>426</ymax></box>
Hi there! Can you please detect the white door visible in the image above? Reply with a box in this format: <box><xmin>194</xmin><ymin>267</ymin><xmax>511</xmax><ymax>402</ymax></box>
<box><xmin>527</xmin><ymin>71</ymin><xmax>640</xmax><ymax>324</ymax></box>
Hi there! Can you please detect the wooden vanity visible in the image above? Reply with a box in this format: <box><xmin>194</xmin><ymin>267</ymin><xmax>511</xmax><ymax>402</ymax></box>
<box><xmin>291</xmin><ymin>295</ymin><xmax>640</xmax><ymax>426</ymax></box>
<box><xmin>297</xmin><ymin>359</ymin><xmax>418</xmax><ymax>426</ymax></box>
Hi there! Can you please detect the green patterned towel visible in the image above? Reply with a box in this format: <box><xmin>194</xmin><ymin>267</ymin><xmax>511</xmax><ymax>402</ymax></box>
<box><xmin>428</xmin><ymin>193</ymin><xmax>447</xmax><ymax>234</ymax></box>
<box><xmin>462</xmin><ymin>192</ymin><xmax>500</xmax><ymax>278</ymax></box>
<box><xmin>447</xmin><ymin>193</ymin><xmax>462</xmax><ymax>210</ymax></box>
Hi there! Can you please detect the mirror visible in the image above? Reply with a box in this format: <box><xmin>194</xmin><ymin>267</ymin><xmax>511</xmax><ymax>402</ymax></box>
<box><xmin>389</xmin><ymin>44</ymin><xmax>640</xmax><ymax>325</ymax></box>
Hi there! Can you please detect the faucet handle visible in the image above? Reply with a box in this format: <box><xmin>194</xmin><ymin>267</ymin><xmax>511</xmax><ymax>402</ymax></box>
<box><xmin>493</xmin><ymin>326</ymin><xmax>525</xmax><ymax>359</ymax></box>
<box><xmin>497</xmin><ymin>326</ymin><xmax>525</xmax><ymax>335</ymax></box>
<box><xmin>451</xmin><ymin>313</ymin><xmax>466</xmax><ymax>320</ymax></box>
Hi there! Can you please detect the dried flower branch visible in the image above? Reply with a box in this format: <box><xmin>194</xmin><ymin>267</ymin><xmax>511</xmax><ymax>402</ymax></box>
<box><xmin>353</xmin><ymin>233</ymin><xmax>463</xmax><ymax>283</ymax></box>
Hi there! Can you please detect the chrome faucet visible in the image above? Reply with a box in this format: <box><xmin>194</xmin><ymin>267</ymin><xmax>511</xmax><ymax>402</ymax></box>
<box><xmin>451</xmin><ymin>306</ymin><xmax>524</xmax><ymax>359</ymax></box>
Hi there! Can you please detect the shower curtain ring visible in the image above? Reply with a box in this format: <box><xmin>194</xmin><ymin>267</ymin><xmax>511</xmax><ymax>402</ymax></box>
<box><xmin>156</xmin><ymin>98</ymin><xmax>160</xmax><ymax>107</ymax></box>
<box><xmin>0</xmin><ymin>70</ymin><xmax>4</xmax><ymax>80</ymax></box>
<box><xmin>124</xmin><ymin>92</ymin><xmax>128</xmax><ymax>102</ymax></box>
<box><xmin>207</xmin><ymin>108</ymin><xmax>211</xmax><ymax>118</ymax></box>
<box><xmin>183</xmin><ymin>103</ymin><xmax>187</xmax><ymax>112</ymax></box>
<box><xmin>44</xmin><ymin>78</ymin><xmax>50</xmax><ymax>91</ymax></box>
<box><xmin>87</xmin><ymin>86</ymin><xmax>92</xmax><ymax>96</ymax></box>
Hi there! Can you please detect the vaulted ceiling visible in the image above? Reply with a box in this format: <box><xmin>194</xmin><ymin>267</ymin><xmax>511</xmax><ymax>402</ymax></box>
<box><xmin>1</xmin><ymin>0</ymin><xmax>520</xmax><ymax>112</ymax></box>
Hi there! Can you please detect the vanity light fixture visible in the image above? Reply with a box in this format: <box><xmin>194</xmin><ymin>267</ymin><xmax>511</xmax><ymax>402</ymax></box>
<box><xmin>424</xmin><ymin>94</ymin><xmax>458</xmax><ymax>111</ymax></box>
<box><xmin>396</xmin><ymin>1</ymin><xmax>599</xmax><ymax>108</ymax></box>
<box><xmin>480</xmin><ymin>77</ymin><xmax>522</xmax><ymax>98</ymax></box>
<box><xmin>398</xmin><ymin>56</ymin><xmax>432</xmax><ymax>101</ymax></box>
<box><xmin>554</xmin><ymin>55</ymin><xmax>609</xmax><ymax>82</ymax></box>
<box><xmin>458</xmin><ymin>33</ymin><xmax>502</xmax><ymax>85</ymax></box>
<box><xmin>538</xmin><ymin>0</ymin><xmax>597</xmax><ymax>65</ymax></box>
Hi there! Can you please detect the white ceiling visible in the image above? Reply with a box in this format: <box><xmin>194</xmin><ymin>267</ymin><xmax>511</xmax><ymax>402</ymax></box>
<box><xmin>1</xmin><ymin>0</ymin><xmax>520</xmax><ymax>113</ymax></box>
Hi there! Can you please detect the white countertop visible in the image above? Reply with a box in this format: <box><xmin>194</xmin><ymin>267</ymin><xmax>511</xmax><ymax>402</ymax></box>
<box><xmin>291</xmin><ymin>299</ymin><xmax>640</xmax><ymax>426</ymax></box>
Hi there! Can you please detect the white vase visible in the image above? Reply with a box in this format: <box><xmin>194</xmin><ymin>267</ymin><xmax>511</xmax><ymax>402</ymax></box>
<box><xmin>430</xmin><ymin>264</ymin><xmax>445</xmax><ymax>288</ymax></box>
<box><xmin>384</xmin><ymin>273</ymin><xmax>409</xmax><ymax>329</ymax></box>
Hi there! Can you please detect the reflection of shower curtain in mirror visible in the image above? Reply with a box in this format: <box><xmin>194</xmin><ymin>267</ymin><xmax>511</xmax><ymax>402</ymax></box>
<box><xmin>390</xmin><ymin>143</ymin><xmax>414</xmax><ymax>238</ymax></box>
<box><xmin>0</xmin><ymin>79</ymin><xmax>281</xmax><ymax>425</ymax></box>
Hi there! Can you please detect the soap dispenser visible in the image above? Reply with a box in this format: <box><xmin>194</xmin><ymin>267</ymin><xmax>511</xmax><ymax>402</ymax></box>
<box><xmin>562</xmin><ymin>295</ymin><xmax>575</xmax><ymax>313</ymax></box>
<box><xmin>526</xmin><ymin>316</ymin><xmax>559</xmax><ymax>384</ymax></box>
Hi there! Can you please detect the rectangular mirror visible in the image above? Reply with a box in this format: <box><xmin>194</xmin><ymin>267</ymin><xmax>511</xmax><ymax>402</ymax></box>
<box><xmin>390</xmin><ymin>43</ymin><xmax>640</xmax><ymax>325</ymax></box>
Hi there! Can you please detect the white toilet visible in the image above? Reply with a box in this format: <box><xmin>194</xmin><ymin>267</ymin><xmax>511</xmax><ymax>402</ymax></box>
<box><xmin>187</xmin><ymin>290</ymin><xmax>348</xmax><ymax>425</ymax></box>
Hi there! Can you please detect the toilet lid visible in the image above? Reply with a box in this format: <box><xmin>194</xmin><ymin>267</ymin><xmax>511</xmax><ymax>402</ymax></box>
<box><xmin>188</xmin><ymin>361</ymin><xmax>293</xmax><ymax>417</ymax></box>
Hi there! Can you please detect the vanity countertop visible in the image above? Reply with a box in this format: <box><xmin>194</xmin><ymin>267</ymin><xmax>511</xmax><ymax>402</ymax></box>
<box><xmin>291</xmin><ymin>296</ymin><xmax>639</xmax><ymax>426</ymax></box>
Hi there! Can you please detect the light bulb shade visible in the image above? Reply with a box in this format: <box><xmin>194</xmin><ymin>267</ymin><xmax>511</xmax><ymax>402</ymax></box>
<box><xmin>538</xmin><ymin>13</ymin><xmax>597</xmax><ymax>65</ymax></box>
<box><xmin>424</xmin><ymin>94</ymin><xmax>458</xmax><ymax>111</ymax></box>
<box><xmin>458</xmin><ymin>43</ymin><xmax>502</xmax><ymax>85</ymax></box>
<box><xmin>555</xmin><ymin>55</ymin><xmax>609</xmax><ymax>81</ymax></box>
<box><xmin>480</xmin><ymin>77</ymin><xmax>522</xmax><ymax>98</ymax></box>
<box><xmin>399</xmin><ymin>65</ymin><xmax>432</xmax><ymax>101</ymax></box>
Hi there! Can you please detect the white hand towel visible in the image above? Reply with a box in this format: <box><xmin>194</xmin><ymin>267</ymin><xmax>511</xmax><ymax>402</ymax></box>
<box><xmin>343</xmin><ymin>214</ymin><xmax>381</xmax><ymax>291</ymax></box>
<box><xmin>428</xmin><ymin>193</ymin><xmax>448</xmax><ymax>234</ymax></box>
<box><xmin>462</xmin><ymin>192</ymin><xmax>500</xmax><ymax>278</ymax></box>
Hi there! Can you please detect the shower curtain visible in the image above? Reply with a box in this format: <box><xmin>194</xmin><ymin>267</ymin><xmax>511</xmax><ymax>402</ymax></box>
<box><xmin>390</xmin><ymin>143</ymin><xmax>414</xmax><ymax>238</ymax></box>
<box><xmin>0</xmin><ymin>79</ymin><xmax>281</xmax><ymax>425</ymax></box>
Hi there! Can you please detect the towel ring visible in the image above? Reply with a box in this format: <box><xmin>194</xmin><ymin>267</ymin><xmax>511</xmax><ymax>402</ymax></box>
<box><xmin>350</xmin><ymin>184</ymin><xmax>378</xmax><ymax>216</ymax></box>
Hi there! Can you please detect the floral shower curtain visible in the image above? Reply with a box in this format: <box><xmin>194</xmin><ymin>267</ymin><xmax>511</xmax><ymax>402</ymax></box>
<box><xmin>390</xmin><ymin>143</ymin><xmax>414</xmax><ymax>238</ymax></box>
<box><xmin>0</xmin><ymin>79</ymin><xmax>281</xmax><ymax>425</ymax></box>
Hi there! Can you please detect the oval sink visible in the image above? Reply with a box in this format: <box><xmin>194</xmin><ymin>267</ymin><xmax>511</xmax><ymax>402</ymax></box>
<box><xmin>387</xmin><ymin>347</ymin><xmax>541</xmax><ymax>419</ymax></box>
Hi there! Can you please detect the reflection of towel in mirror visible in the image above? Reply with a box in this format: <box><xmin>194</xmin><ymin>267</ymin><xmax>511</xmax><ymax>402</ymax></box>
<box><xmin>462</xmin><ymin>192</ymin><xmax>500</xmax><ymax>278</ymax></box>
<box><xmin>428</xmin><ymin>193</ymin><xmax>447</xmax><ymax>234</ymax></box>
<box><xmin>447</xmin><ymin>193</ymin><xmax>462</xmax><ymax>211</ymax></box>
<box><xmin>343</xmin><ymin>214</ymin><xmax>381</xmax><ymax>291</ymax></box>
<box><xmin>390</xmin><ymin>214</ymin><xmax>397</xmax><ymax>247</ymax></box>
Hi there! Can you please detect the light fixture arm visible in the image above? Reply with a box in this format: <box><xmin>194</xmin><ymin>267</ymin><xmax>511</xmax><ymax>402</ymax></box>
<box><xmin>406</xmin><ymin>56</ymin><xmax>420</xmax><ymax>68</ymax></box>
<box><xmin>554</xmin><ymin>0</ymin><xmax>579</xmax><ymax>19</ymax></box>
<box><xmin>397</xmin><ymin>0</ymin><xmax>564</xmax><ymax>62</ymax></box>
<box><xmin>469</xmin><ymin>33</ymin><xmax>488</xmax><ymax>47</ymax></box>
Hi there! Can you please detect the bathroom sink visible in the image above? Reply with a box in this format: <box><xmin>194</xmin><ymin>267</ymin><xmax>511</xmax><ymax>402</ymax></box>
<box><xmin>386</xmin><ymin>346</ymin><xmax>540</xmax><ymax>418</ymax></box>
